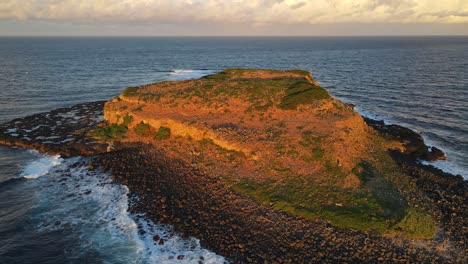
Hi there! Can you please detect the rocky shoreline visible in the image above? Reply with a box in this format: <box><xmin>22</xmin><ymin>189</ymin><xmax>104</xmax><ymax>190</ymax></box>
<box><xmin>0</xmin><ymin>101</ymin><xmax>107</xmax><ymax>157</ymax></box>
<box><xmin>95</xmin><ymin>142</ymin><xmax>464</xmax><ymax>263</ymax></box>
<box><xmin>1</xmin><ymin>101</ymin><xmax>466</xmax><ymax>263</ymax></box>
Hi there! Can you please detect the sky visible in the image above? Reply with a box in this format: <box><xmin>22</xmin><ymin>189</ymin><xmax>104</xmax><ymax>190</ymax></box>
<box><xmin>0</xmin><ymin>0</ymin><xmax>467</xmax><ymax>36</ymax></box>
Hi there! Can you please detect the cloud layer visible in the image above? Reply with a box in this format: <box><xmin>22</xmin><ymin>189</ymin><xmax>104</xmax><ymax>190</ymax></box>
<box><xmin>2</xmin><ymin>0</ymin><xmax>468</xmax><ymax>25</ymax></box>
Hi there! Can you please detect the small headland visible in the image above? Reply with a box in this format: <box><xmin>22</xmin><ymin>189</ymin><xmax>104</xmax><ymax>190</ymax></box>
<box><xmin>0</xmin><ymin>69</ymin><xmax>466</xmax><ymax>263</ymax></box>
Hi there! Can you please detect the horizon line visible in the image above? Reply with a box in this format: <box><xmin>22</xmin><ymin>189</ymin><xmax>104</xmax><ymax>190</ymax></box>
<box><xmin>1</xmin><ymin>34</ymin><xmax>468</xmax><ymax>38</ymax></box>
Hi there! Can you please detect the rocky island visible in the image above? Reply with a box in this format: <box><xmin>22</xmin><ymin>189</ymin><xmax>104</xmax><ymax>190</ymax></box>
<box><xmin>1</xmin><ymin>69</ymin><xmax>466</xmax><ymax>263</ymax></box>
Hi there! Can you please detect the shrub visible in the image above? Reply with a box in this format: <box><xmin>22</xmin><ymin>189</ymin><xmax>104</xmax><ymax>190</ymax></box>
<box><xmin>134</xmin><ymin>122</ymin><xmax>153</xmax><ymax>137</ymax></box>
<box><xmin>91</xmin><ymin>124</ymin><xmax>127</xmax><ymax>139</ymax></box>
<box><xmin>122</xmin><ymin>115</ymin><xmax>133</xmax><ymax>126</ymax></box>
<box><xmin>154</xmin><ymin>126</ymin><xmax>171</xmax><ymax>140</ymax></box>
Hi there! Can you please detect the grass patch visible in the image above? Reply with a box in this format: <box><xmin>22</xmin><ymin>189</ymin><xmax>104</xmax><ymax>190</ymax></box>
<box><xmin>301</xmin><ymin>149</ymin><xmax>324</xmax><ymax>163</ymax></box>
<box><xmin>228</xmin><ymin>174</ymin><xmax>415</xmax><ymax>234</ymax></box>
<box><xmin>279</xmin><ymin>82</ymin><xmax>330</xmax><ymax>110</ymax></box>
<box><xmin>393</xmin><ymin>209</ymin><xmax>436</xmax><ymax>239</ymax></box>
<box><xmin>122</xmin><ymin>86</ymin><xmax>138</xmax><ymax>97</ymax></box>
<box><xmin>299</xmin><ymin>130</ymin><xmax>322</xmax><ymax>147</ymax></box>
<box><xmin>311</xmin><ymin>148</ymin><xmax>324</xmax><ymax>159</ymax></box>
<box><xmin>154</xmin><ymin>126</ymin><xmax>171</xmax><ymax>140</ymax></box>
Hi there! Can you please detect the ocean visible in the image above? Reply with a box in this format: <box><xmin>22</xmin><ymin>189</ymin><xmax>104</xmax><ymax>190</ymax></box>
<box><xmin>0</xmin><ymin>37</ymin><xmax>467</xmax><ymax>263</ymax></box>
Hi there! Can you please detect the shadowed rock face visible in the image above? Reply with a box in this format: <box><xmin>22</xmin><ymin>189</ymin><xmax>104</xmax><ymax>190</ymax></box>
<box><xmin>363</xmin><ymin>117</ymin><xmax>446</xmax><ymax>161</ymax></box>
<box><xmin>0</xmin><ymin>69</ymin><xmax>466</xmax><ymax>263</ymax></box>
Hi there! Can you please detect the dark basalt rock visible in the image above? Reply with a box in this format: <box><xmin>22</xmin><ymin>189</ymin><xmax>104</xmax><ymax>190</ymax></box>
<box><xmin>93</xmin><ymin>144</ymin><xmax>466</xmax><ymax>263</ymax></box>
<box><xmin>364</xmin><ymin>117</ymin><xmax>446</xmax><ymax>161</ymax></box>
<box><xmin>388</xmin><ymin>150</ymin><xmax>467</xmax><ymax>251</ymax></box>
<box><xmin>426</xmin><ymin>146</ymin><xmax>446</xmax><ymax>161</ymax></box>
<box><xmin>0</xmin><ymin>101</ymin><xmax>108</xmax><ymax>157</ymax></box>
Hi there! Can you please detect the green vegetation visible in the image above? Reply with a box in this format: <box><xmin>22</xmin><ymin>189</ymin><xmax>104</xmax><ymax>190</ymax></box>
<box><xmin>301</xmin><ymin>148</ymin><xmax>325</xmax><ymax>162</ymax></box>
<box><xmin>230</xmin><ymin>175</ymin><xmax>419</xmax><ymax>234</ymax></box>
<box><xmin>120</xmin><ymin>69</ymin><xmax>325</xmax><ymax>111</ymax></box>
<box><xmin>299</xmin><ymin>130</ymin><xmax>322</xmax><ymax>147</ymax></box>
<box><xmin>154</xmin><ymin>126</ymin><xmax>171</xmax><ymax>140</ymax></box>
<box><xmin>352</xmin><ymin>161</ymin><xmax>375</xmax><ymax>186</ymax></box>
<box><xmin>122</xmin><ymin>86</ymin><xmax>138</xmax><ymax>97</ymax></box>
<box><xmin>91</xmin><ymin>124</ymin><xmax>127</xmax><ymax>139</ymax></box>
<box><xmin>122</xmin><ymin>114</ymin><xmax>133</xmax><ymax>126</ymax></box>
<box><xmin>134</xmin><ymin>122</ymin><xmax>153</xmax><ymax>137</ymax></box>
<box><xmin>133</xmin><ymin>122</ymin><xmax>171</xmax><ymax>140</ymax></box>
<box><xmin>393</xmin><ymin>209</ymin><xmax>436</xmax><ymax>239</ymax></box>
<box><xmin>91</xmin><ymin>114</ymin><xmax>133</xmax><ymax>140</ymax></box>
<box><xmin>279</xmin><ymin>82</ymin><xmax>330</xmax><ymax>110</ymax></box>
<box><xmin>229</xmin><ymin>158</ymin><xmax>435</xmax><ymax>238</ymax></box>
<box><xmin>230</xmin><ymin>176</ymin><xmax>396</xmax><ymax>231</ymax></box>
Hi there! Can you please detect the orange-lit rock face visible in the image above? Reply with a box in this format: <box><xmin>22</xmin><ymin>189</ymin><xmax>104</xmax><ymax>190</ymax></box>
<box><xmin>104</xmin><ymin>69</ymin><xmax>384</xmax><ymax>182</ymax></box>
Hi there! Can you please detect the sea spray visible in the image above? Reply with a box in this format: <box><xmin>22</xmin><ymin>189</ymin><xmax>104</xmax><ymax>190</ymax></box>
<box><xmin>20</xmin><ymin>150</ymin><xmax>63</xmax><ymax>179</ymax></box>
<box><xmin>168</xmin><ymin>69</ymin><xmax>216</xmax><ymax>80</ymax></box>
<box><xmin>29</xmin><ymin>157</ymin><xmax>226</xmax><ymax>263</ymax></box>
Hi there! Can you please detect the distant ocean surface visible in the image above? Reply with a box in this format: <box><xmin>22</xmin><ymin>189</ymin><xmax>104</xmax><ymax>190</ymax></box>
<box><xmin>0</xmin><ymin>37</ymin><xmax>467</xmax><ymax>263</ymax></box>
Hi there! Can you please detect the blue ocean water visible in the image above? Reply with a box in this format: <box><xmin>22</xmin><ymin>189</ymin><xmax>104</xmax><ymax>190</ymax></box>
<box><xmin>0</xmin><ymin>37</ymin><xmax>467</xmax><ymax>263</ymax></box>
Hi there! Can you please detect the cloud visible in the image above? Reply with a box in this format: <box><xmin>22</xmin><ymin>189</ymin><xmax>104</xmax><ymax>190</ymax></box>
<box><xmin>289</xmin><ymin>1</ymin><xmax>306</xmax><ymax>10</ymax></box>
<box><xmin>0</xmin><ymin>0</ymin><xmax>467</xmax><ymax>26</ymax></box>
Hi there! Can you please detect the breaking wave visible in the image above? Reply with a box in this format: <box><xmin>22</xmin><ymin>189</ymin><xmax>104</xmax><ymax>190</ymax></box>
<box><xmin>168</xmin><ymin>69</ymin><xmax>216</xmax><ymax>80</ymax></box>
<box><xmin>27</xmin><ymin>157</ymin><xmax>226</xmax><ymax>263</ymax></box>
<box><xmin>20</xmin><ymin>150</ymin><xmax>63</xmax><ymax>179</ymax></box>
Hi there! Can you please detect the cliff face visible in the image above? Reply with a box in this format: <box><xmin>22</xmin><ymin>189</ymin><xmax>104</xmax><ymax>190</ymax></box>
<box><xmin>105</xmin><ymin>69</ymin><xmax>373</xmax><ymax>173</ymax></box>
<box><xmin>102</xmin><ymin>69</ymin><xmax>431</xmax><ymax>235</ymax></box>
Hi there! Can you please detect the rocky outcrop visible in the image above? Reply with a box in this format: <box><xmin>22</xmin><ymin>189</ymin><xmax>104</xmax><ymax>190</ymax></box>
<box><xmin>0</xmin><ymin>101</ymin><xmax>107</xmax><ymax>157</ymax></box>
<box><xmin>364</xmin><ymin>117</ymin><xmax>446</xmax><ymax>161</ymax></box>
<box><xmin>0</xmin><ymin>69</ymin><xmax>465</xmax><ymax>263</ymax></box>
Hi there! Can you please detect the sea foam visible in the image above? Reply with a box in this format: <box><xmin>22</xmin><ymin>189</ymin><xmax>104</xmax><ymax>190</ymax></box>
<box><xmin>20</xmin><ymin>150</ymin><xmax>63</xmax><ymax>179</ymax></box>
<box><xmin>32</xmin><ymin>157</ymin><xmax>226</xmax><ymax>263</ymax></box>
<box><xmin>168</xmin><ymin>69</ymin><xmax>216</xmax><ymax>80</ymax></box>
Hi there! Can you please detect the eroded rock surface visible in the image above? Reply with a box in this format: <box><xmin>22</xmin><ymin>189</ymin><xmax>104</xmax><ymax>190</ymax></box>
<box><xmin>0</xmin><ymin>101</ymin><xmax>107</xmax><ymax>157</ymax></box>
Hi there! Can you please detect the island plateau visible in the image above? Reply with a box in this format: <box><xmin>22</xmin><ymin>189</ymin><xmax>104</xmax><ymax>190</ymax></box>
<box><xmin>1</xmin><ymin>69</ymin><xmax>466</xmax><ymax>263</ymax></box>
